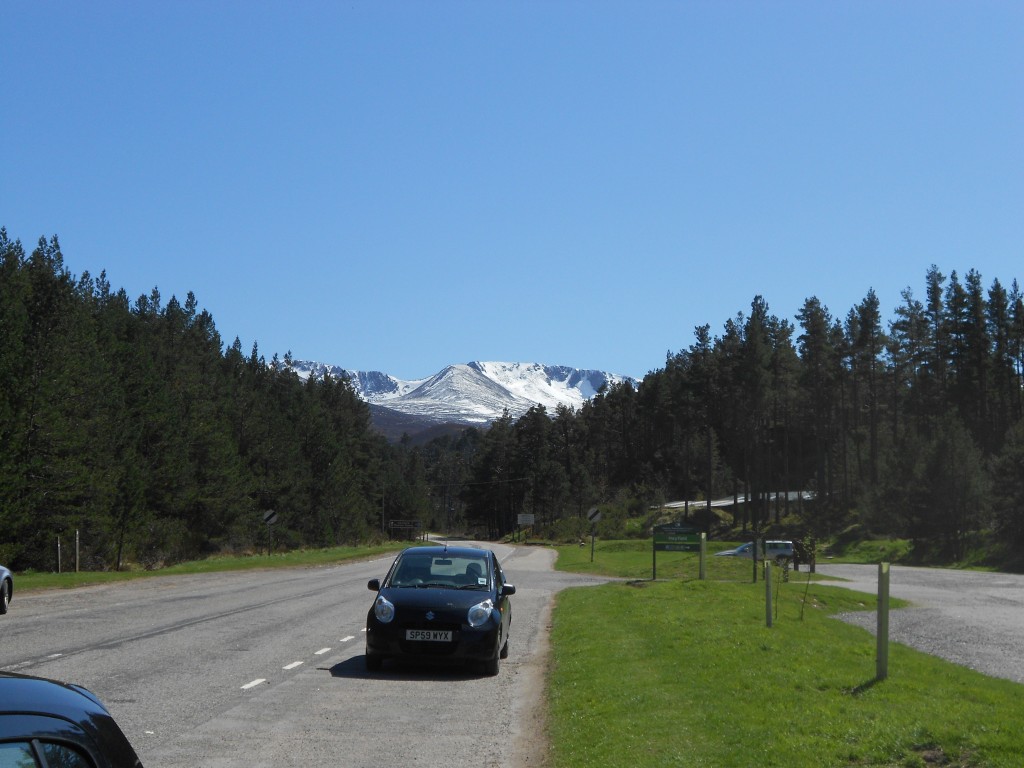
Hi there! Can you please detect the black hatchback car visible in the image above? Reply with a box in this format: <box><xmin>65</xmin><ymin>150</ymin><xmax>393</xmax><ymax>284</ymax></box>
<box><xmin>365</xmin><ymin>545</ymin><xmax>515</xmax><ymax>675</ymax></box>
<box><xmin>0</xmin><ymin>672</ymin><xmax>143</xmax><ymax>767</ymax></box>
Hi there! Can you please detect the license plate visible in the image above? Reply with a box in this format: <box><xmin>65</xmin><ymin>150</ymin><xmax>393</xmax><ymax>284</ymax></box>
<box><xmin>406</xmin><ymin>629</ymin><xmax>452</xmax><ymax>642</ymax></box>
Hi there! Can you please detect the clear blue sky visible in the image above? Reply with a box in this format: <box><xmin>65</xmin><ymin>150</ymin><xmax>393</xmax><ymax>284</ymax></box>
<box><xmin>3</xmin><ymin>2</ymin><xmax>1021</xmax><ymax>381</ymax></box>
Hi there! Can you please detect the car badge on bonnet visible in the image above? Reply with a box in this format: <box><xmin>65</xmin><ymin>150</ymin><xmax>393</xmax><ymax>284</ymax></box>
<box><xmin>425</xmin><ymin>611</ymin><xmax>435</xmax><ymax>621</ymax></box>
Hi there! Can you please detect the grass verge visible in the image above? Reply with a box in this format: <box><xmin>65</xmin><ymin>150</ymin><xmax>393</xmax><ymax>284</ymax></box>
<box><xmin>13</xmin><ymin>543</ymin><xmax>405</xmax><ymax>592</ymax></box>
<box><xmin>548</xmin><ymin>543</ymin><xmax>1023</xmax><ymax>767</ymax></box>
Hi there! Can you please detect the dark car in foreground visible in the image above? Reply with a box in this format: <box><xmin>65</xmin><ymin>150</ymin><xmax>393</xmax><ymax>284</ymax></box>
<box><xmin>0</xmin><ymin>564</ymin><xmax>11</xmax><ymax>615</ymax></box>
<box><xmin>365</xmin><ymin>545</ymin><xmax>515</xmax><ymax>675</ymax></box>
<box><xmin>0</xmin><ymin>672</ymin><xmax>143</xmax><ymax>767</ymax></box>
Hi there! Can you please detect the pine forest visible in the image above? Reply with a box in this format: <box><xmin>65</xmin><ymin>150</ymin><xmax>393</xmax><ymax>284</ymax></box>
<box><xmin>2</xmin><ymin>229</ymin><xmax>1023</xmax><ymax>573</ymax></box>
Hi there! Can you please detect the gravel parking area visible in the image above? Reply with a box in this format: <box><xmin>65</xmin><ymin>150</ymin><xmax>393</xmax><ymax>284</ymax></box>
<box><xmin>816</xmin><ymin>564</ymin><xmax>1024</xmax><ymax>685</ymax></box>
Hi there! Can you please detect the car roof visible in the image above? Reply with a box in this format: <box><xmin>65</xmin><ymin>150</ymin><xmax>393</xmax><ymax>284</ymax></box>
<box><xmin>0</xmin><ymin>672</ymin><xmax>108</xmax><ymax>719</ymax></box>
<box><xmin>739</xmin><ymin>540</ymin><xmax>791</xmax><ymax>546</ymax></box>
<box><xmin>399</xmin><ymin>545</ymin><xmax>489</xmax><ymax>559</ymax></box>
<box><xmin>0</xmin><ymin>672</ymin><xmax>142</xmax><ymax>766</ymax></box>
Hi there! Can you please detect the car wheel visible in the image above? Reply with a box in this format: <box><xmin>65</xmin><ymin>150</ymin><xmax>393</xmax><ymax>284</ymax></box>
<box><xmin>483</xmin><ymin>654</ymin><xmax>499</xmax><ymax>676</ymax></box>
<box><xmin>365</xmin><ymin>652</ymin><xmax>383</xmax><ymax>672</ymax></box>
<box><xmin>0</xmin><ymin>580</ymin><xmax>8</xmax><ymax>615</ymax></box>
<box><xmin>499</xmin><ymin>637</ymin><xmax>509</xmax><ymax>659</ymax></box>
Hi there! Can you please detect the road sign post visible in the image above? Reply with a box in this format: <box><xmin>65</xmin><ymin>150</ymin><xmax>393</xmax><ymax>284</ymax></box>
<box><xmin>699</xmin><ymin>532</ymin><xmax>707</xmax><ymax>580</ymax></box>
<box><xmin>517</xmin><ymin>514</ymin><xmax>535</xmax><ymax>544</ymax></box>
<box><xmin>388</xmin><ymin>519</ymin><xmax>423</xmax><ymax>540</ymax></box>
<box><xmin>262</xmin><ymin>509</ymin><xmax>278</xmax><ymax>555</ymax></box>
<box><xmin>652</xmin><ymin>524</ymin><xmax>703</xmax><ymax>580</ymax></box>
<box><xmin>586</xmin><ymin>507</ymin><xmax>601</xmax><ymax>562</ymax></box>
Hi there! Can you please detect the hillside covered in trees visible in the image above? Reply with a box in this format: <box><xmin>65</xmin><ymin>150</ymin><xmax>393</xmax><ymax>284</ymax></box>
<box><xmin>3</xmin><ymin>229</ymin><xmax>1023</xmax><ymax>572</ymax></box>
<box><xmin>0</xmin><ymin>232</ymin><xmax>431</xmax><ymax>571</ymax></box>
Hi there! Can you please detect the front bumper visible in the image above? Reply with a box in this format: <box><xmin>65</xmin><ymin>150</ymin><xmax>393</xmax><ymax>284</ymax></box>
<box><xmin>366</xmin><ymin>615</ymin><xmax>501</xmax><ymax>662</ymax></box>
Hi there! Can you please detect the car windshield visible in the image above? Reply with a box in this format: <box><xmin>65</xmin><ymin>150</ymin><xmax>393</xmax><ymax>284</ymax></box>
<box><xmin>389</xmin><ymin>554</ymin><xmax>489</xmax><ymax>590</ymax></box>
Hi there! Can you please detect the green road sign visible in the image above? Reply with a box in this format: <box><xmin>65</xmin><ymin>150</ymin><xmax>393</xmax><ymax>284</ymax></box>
<box><xmin>653</xmin><ymin>524</ymin><xmax>701</xmax><ymax>552</ymax></box>
<box><xmin>651</xmin><ymin>525</ymin><xmax>707</xmax><ymax>580</ymax></box>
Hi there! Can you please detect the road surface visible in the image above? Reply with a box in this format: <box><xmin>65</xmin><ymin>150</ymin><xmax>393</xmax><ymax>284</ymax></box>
<box><xmin>0</xmin><ymin>542</ymin><xmax>610</xmax><ymax>767</ymax></box>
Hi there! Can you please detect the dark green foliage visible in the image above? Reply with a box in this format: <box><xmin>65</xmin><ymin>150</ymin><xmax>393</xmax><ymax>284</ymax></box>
<box><xmin>450</xmin><ymin>267</ymin><xmax>1022</xmax><ymax>558</ymax></box>
<box><xmin>2</xmin><ymin>228</ymin><xmax>1020</xmax><ymax>565</ymax></box>
<box><xmin>992</xmin><ymin>419</ymin><xmax>1024</xmax><ymax>552</ymax></box>
<box><xmin>0</xmin><ymin>230</ymin><xmax>415</xmax><ymax>571</ymax></box>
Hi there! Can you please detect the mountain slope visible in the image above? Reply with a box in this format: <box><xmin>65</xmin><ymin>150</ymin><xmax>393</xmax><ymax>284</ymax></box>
<box><xmin>286</xmin><ymin>360</ymin><xmax>637</xmax><ymax>436</ymax></box>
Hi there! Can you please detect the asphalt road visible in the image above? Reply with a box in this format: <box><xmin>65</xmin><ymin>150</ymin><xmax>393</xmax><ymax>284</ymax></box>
<box><xmin>816</xmin><ymin>563</ymin><xmax>1024</xmax><ymax>685</ymax></box>
<box><xmin>0</xmin><ymin>542</ymin><xmax>610</xmax><ymax>767</ymax></box>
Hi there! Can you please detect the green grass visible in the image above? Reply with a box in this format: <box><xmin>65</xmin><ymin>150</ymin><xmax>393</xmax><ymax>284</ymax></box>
<box><xmin>824</xmin><ymin>538</ymin><xmax>914</xmax><ymax>564</ymax></box>
<box><xmin>555</xmin><ymin>538</ymin><xmax>782</xmax><ymax>581</ymax></box>
<box><xmin>16</xmin><ymin>537</ymin><xmax>1021</xmax><ymax>765</ymax></box>
<box><xmin>13</xmin><ymin>543</ymin><xmax>406</xmax><ymax>592</ymax></box>
<box><xmin>548</xmin><ymin>544</ymin><xmax>1023</xmax><ymax>767</ymax></box>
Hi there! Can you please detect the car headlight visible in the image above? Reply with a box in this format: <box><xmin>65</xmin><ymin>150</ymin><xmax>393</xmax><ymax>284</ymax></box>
<box><xmin>374</xmin><ymin>595</ymin><xmax>395</xmax><ymax>624</ymax></box>
<box><xmin>467</xmin><ymin>599</ymin><xmax>494</xmax><ymax>628</ymax></box>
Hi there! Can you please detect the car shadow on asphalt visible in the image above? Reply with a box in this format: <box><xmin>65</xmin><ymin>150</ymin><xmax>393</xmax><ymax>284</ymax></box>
<box><xmin>326</xmin><ymin>656</ymin><xmax>493</xmax><ymax>682</ymax></box>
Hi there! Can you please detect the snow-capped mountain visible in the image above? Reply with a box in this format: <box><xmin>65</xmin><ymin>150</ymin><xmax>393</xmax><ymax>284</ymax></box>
<box><xmin>285</xmin><ymin>360</ymin><xmax>637</xmax><ymax>431</ymax></box>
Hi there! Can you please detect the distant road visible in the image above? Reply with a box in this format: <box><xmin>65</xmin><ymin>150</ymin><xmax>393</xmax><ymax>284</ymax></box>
<box><xmin>661</xmin><ymin>492</ymin><xmax>812</xmax><ymax>510</ymax></box>
<box><xmin>817</xmin><ymin>564</ymin><xmax>1024</xmax><ymax>685</ymax></box>
<box><xmin>0</xmin><ymin>544</ymin><xmax>611</xmax><ymax>767</ymax></box>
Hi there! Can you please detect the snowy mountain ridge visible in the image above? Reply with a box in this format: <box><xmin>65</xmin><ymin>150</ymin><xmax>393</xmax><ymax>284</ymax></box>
<box><xmin>285</xmin><ymin>360</ymin><xmax>638</xmax><ymax>428</ymax></box>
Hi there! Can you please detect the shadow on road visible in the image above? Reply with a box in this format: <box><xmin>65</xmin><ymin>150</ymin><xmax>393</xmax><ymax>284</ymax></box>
<box><xmin>327</xmin><ymin>655</ymin><xmax>493</xmax><ymax>682</ymax></box>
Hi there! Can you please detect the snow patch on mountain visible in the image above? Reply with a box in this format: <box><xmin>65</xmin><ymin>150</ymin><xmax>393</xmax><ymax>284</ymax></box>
<box><xmin>285</xmin><ymin>360</ymin><xmax>637</xmax><ymax>425</ymax></box>
<box><xmin>472</xmin><ymin>361</ymin><xmax>616</xmax><ymax>409</ymax></box>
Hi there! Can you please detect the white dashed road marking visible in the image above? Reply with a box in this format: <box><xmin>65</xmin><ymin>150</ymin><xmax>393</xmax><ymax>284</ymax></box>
<box><xmin>241</xmin><ymin>630</ymin><xmax>363</xmax><ymax>691</ymax></box>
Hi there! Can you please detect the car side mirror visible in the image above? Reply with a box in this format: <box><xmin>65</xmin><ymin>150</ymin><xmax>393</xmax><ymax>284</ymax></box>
<box><xmin>367</xmin><ymin>579</ymin><xmax>380</xmax><ymax>591</ymax></box>
<box><xmin>501</xmin><ymin>583</ymin><xmax>516</xmax><ymax>597</ymax></box>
